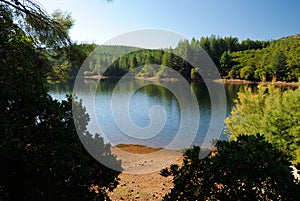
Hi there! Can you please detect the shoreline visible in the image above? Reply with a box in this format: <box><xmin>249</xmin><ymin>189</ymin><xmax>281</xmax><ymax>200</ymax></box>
<box><xmin>114</xmin><ymin>144</ymin><xmax>164</xmax><ymax>154</ymax></box>
<box><xmin>213</xmin><ymin>79</ymin><xmax>299</xmax><ymax>87</ymax></box>
<box><xmin>84</xmin><ymin>76</ymin><xmax>299</xmax><ymax>87</ymax></box>
<box><xmin>48</xmin><ymin>75</ymin><xmax>299</xmax><ymax>87</ymax></box>
<box><xmin>111</xmin><ymin>143</ymin><xmax>212</xmax><ymax>155</ymax></box>
<box><xmin>84</xmin><ymin>75</ymin><xmax>184</xmax><ymax>82</ymax></box>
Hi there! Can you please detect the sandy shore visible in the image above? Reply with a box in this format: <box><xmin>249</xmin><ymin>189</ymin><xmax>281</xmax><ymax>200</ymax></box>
<box><xmin>108</xmin><ymin>144</ymin><xmax>184</xmax><ymax>200</ymax></box>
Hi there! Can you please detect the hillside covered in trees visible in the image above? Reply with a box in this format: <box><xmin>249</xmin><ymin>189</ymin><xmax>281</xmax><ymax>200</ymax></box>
<box><xmin>224</xmin><ymin>35</ymin><xmax>300</xmax><ymax>81</ymax></box>
<box><xmin>55</xmin><ymin>34</ymin><xmax>300</xmax><ymax>82</ymax></box>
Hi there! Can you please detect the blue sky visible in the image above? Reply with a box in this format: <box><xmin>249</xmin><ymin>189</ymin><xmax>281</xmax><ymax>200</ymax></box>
<box><xmin>38</xmin><ymin>0</ymin><xmax>300</xmax><ymax>45</ymax></box>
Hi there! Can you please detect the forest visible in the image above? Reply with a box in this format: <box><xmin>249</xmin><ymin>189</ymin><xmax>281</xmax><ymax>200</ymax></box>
<box><xmin>50</xmin><ymin>34</ymin><xmax>300</xmax><ymax>82</ymax></box>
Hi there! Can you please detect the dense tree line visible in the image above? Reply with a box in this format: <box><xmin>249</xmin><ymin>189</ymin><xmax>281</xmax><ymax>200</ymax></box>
<box><xmin>64</xmin><ymin>46</ymin><xmax>191</xmax><ymax>79</ymax></box>
<box><xmin>64</xmin><ymin>35</ymin><xmax>299</xmax><ymax>82</ymax></box>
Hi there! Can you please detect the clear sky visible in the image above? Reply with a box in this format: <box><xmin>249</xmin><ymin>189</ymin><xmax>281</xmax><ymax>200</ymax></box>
<box><xmin>38</xmin><ymin>0</ymin><xmax>300</xmax><ymax>45</ymax></box>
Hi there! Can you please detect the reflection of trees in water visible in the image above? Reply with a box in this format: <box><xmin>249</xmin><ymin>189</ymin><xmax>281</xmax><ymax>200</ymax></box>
<box><xmin>49</xmin><ymin>79</ymin><xmax>250</xmax><ymax>112</ymax></box>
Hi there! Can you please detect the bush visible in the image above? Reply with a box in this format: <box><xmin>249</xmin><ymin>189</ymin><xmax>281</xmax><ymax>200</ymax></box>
<box><xmin>225</xmin><ymin>84</ymin><xmax>300</xmax><ymax>163</ymax></box>
<box><xmin>161</xmin><ymin>134</ymin><xmax>300</xmax><ymax>200</ymax></box>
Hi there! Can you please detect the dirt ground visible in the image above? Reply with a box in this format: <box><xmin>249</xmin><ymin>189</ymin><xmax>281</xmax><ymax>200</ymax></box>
<box><xmin>108</xmin><ymin>144</ymin><xmax>184</xmax><ymax>201</ymax></box>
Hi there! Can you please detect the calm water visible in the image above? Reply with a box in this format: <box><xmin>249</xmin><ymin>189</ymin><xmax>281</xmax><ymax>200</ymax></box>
<box><xmin>48</xmin><ymin>79</ymin><xmax>246</xmax><ymax>149</ymax></box>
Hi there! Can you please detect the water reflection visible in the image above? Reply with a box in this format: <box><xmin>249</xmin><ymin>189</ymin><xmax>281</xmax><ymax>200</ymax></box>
<box><xmin>48</xmin><ymin>79</ymin><xmax>246</xmax><ymax>148</ymax></box>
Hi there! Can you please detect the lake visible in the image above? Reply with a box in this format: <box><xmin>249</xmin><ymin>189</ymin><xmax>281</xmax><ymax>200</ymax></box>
<box><xmin>48</xmin><ymin>78</ymin><xmax>246</xmax><ymax>149</ymax></box>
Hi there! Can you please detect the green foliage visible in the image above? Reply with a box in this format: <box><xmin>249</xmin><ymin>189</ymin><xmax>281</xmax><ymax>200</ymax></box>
<box><xmin>70</xmin><ymin>46</ymin><xmax>192</xmax><ymax>79</ymax></box>
<box><xmin>45</xmin><ymin>10</ymin><xmax>74</xmax><ymax>80</ymax></box>
<box><xmin>240</xmin><ymin>38</ymin><xmax>270</xmax><ymax>50</ymax></box>
<box><xmin>156</xmin><ymin>65</ymin><xmax>168</xmax><ymax>78</ymax></box>
<box><xmin>161</xmin><ymin>134</ymin><xmax>300</xmax><ymax>200</ymax></box>
<box><xmin>225</xmin><ymin>84</ymin><xmax>300</xmax><ymax>163</ymax></box>
<box><xmin>161</xmin><ymin>51</ymin><xmax>172</xmax><ymax>67</ymax></box>
<box><xmin>0</xmin><ymin>1</ymin><xmax>75</xmax><ymax>80</ymax></box>
<box><xmin>137</xmin><ymin>53</ymin><xmax>156</xmax><ymax>77</ymax></box>
<box><xmin>0</xmin><ymin>2</ymin><xmax>121</xmax><ymax>200</ymax></box>
<box><xmin>220</xmin><ymin>51</ymin><xmax>233</xmax><ymax>75</ymax></box>
<box><xmin>71</xmin><ymin>45</ymin><xmax>140</xmax><ymax>77</ymax></box>
<box><xmin>0</xmin><ymin>0</ymin><xmax>71</xmax><ymax>47</ymax></box>
<box><xmin>268</xmin><ymin>49</ymin><xmax>287</xmax><ymax>80</ymax></box>
<box><xmin>240</xmin><ymin>65</ymin><xmax>254</xmax><ymax>80</ymax></box>
<box><xmin>129</xmin><ymin>55</ymin><xmax>138</xmax><ymax>71</ymax></box>
<box><xmin>51</xmin><ymin>9</ymin><xmax>74</xmax><ymax>36</ymax></box>
<box><xmin>197</xmin><ymin>35</ymin><xmax>268</xmax><ymax>67</ymax></box>
<box><xmin>190</xmin><ymin>68</ymin><xmax>201</xmax><ymax>81</ymax></box>
<box><xmin>229</xmin><ymin>38</ymin><xmax>300</xmax><ymax>81</ymax></box>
